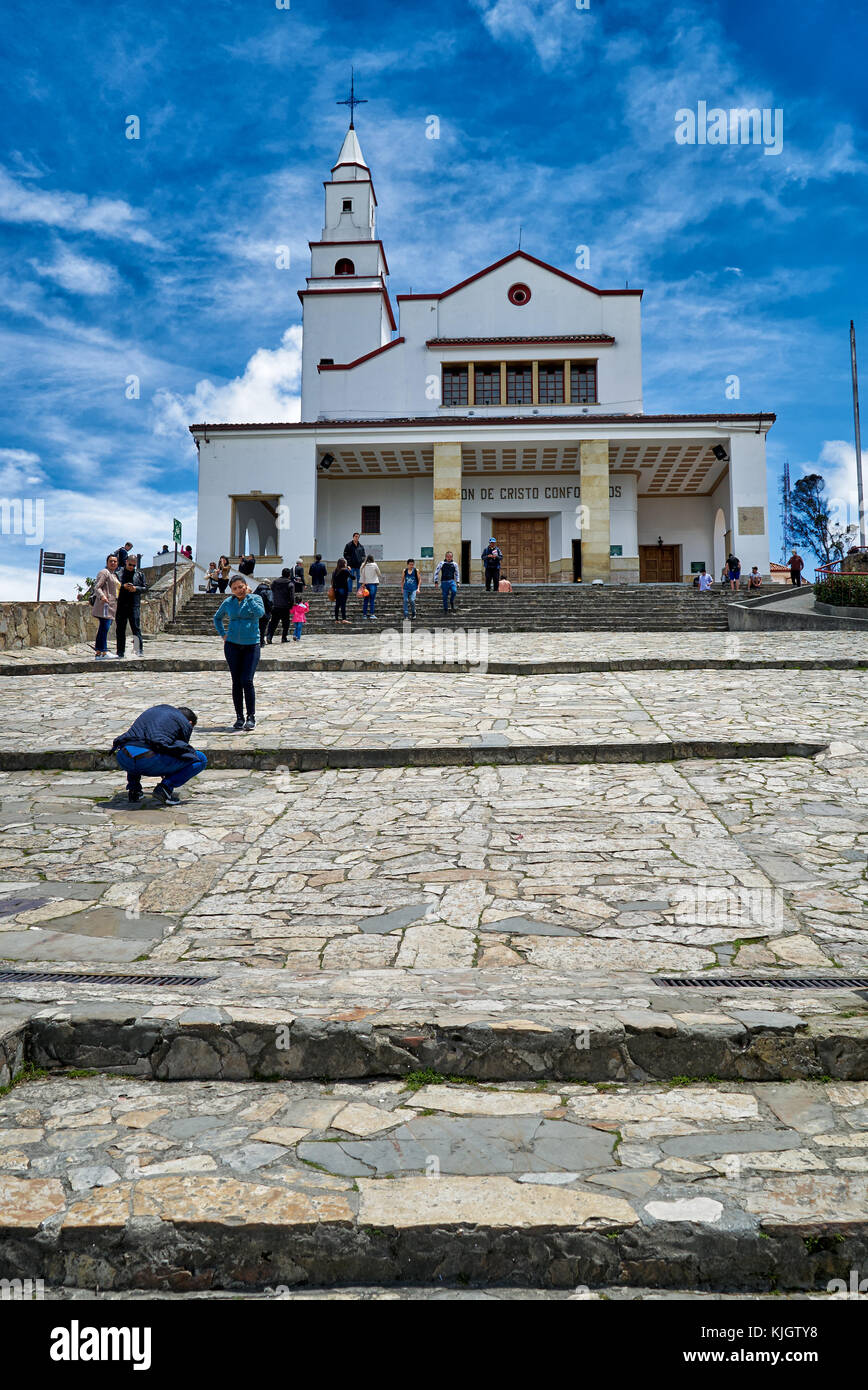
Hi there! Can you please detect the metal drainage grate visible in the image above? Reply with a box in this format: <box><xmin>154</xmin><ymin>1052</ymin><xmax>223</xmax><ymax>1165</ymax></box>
<box><xmin>655</xmin><ymin>975</ymin><xmax>868</xmax><ymax>990</ymax></box>
<box><xmin>0</xmin><ymin>969</ymin><xmax>213</xmax><ymax>987</ymax></box>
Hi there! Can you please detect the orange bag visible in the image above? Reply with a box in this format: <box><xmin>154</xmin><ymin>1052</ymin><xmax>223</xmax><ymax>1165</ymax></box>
<box><xmin>359</xmin><ymin>586</ymin><xmax>370</xmax><ymax>598</ymax></box>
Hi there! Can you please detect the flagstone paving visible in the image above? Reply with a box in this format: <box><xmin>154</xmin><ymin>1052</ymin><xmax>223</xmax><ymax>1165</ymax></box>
<box><xmin>2</xmin><ymin>667</ymin><xmax>867</xmax><ymax>755</ymax></box>
<box><xmin>0</xmin><ymin>750</ymin><xmax>864</xmax><ymax>974</ymax></box>
<box><xmin>1</xmin><ymin>1074</ymin><xmax>866</xmax><ymax>1291</ymax></box>
<box><xmin>3</xmin><ymin>629</ymin><xmax>868</xmax><ymax>670</ymax></box>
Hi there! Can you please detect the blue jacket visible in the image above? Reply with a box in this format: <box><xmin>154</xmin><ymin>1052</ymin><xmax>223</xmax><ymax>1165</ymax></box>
<box><xmin>111</xmin><ymin>705</ymin><xmax>198</xmax><ymax>763</ymax></box>
<box><xmin>213</xmin><ymin>592</ymin><xmax>265</xmax><ymax>643</ymax></box>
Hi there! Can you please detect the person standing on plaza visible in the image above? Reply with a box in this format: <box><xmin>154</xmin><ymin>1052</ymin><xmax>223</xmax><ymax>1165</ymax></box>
<box><xmin>359</xmin><ymin>554</ymin><xmax>382</xmax><ymax>619</ymax></box>
<box><xmin>213</xmin><ymin>575</ymin><xmax>265</xmax><ymax>731</ymax></box>
<box><xmin>91</xmin><ymin>554</ymin><xmax>121</xmax><ymax>660</ymax></box>
<box><xmin>115</xmin><ymin>554</ymin><xmax>147</xmax><ymax>658</ymax></box>
<box><xmin>433</xmin><ymin>551</ymin><xmax>459</xmax><ymax>613</ymax></box>
<box><xmin>217</xmin><ymin>556</ymin><xmax>231</xmax><ymax>593</ymax></box>
<box><xmin>343</xmin><ymin>533</ymin><xmax>366</xmax><ymax>592</ymax></box>
<box><xmin>111</xmin><ymin>705</ymin><xmax>206</xmax><ymax>806</ymax></box>
<box><xmin>402</xmin><ymin>558</ymin><xmax>421</xmax><ymax>619</ymax></box>
<box><xmin>309</xmin><ymin>554</ymin><xmax>327</xmax><ymax>592</ymax></box>
<box><xmin>253</xmin><ymin>578</ymin><xmax>273</xmax><ymax>647</ymax></box>
<box><xmin>267</xmin><ymin>568</ymin><xmax>295</xmax><ymax>643</ymax></box>
<box><xmin>290</xmin><ymin>595</ymin><xmax>310</xmax><ymax>641</ymax></box>
<box><xmin>726</xmin><ymin>552</ymin><xmax>741</xmax><ymax>592</ymax></box>
<box><xmin>482</xmin><ymin>538</ymin><xmax>503</xmax><ymax>591</ymax></box>
<box><xmin>789</xmin><ymin>550</ymin><xmax>805</xmax><ymax>587</ymax></box>
<box><xmin>332</xmin><ymin>557</ymin><xmax>351</xmax><ymax>623</ymax></box>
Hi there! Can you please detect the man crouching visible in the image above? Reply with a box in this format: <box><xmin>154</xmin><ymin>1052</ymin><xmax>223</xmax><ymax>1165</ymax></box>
<box><xmin>111</xmin><ymin>705</ymin><xmax>207</xmax><ymax>805</ymax></box>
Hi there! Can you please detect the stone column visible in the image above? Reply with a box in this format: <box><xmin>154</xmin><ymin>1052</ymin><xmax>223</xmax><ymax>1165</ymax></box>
<box><xmin>580</xmin><ymin>440</ymin><xmax>611</xmax><ymax>581</ymax></box>
<box><xmin>433</xmin><ymin>442</ymin><xmax>462</xmax><ymax>564</ymax></box>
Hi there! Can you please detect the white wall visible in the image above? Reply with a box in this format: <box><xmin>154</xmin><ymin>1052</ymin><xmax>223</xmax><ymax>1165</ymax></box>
<box><xmin>638</xmin><ymin>497</ymin><xmax>715</xmax><ymax>578</ymax></box>
<box><xmin>728</xmin><ymin>432</ymin><xmax>771</xmax><ymax>573</ymax></box>
<box><xmin>196</xmin><ymin>432</ymin><xmax>317</xmax><ymax>578</ymax></box>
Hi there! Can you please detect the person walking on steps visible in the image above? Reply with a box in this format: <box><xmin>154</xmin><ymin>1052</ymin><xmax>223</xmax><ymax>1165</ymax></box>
<box><xmin>343</xmin><ymin>533</ymin><xmax>366</xmax><ymax>592</ymax></box>
<box><xmin>92</xmin><ymin>554</ymin><xmax>120</xmax><ymax>660</ymax></box>
<box><xmin>290</xmin><ymin>596</ymin><xmax>310</xmax><ymax>641</ymax></box>
<box><xmin>111</xmin><ymin>704</ymin><xmax>206</xmax><ymax>805</ymax></box>
<box><xmin>213</xmin><ymin>575</ymin><xmax>265</xmax><ymax>731</ymax></box>
<box><xmin>402</xmin><ymin>559</ymin><xmax>421</xmax><ymax>619</ymax></box>
<box><xmin>309</xmin><ymin>554</ymin><xmax>327</xmax><ymax>592</ymax></box>
<box><xmin>359</xmin><ymin>554</ymin><xmax>382</xmax><ymax>619</ymax></box>
<box><xmin>331</xmin><ymin>557</ymin><xmax>351</xmax><ymax>623</ymax></box>
<box><xmin>482</xmin><ymin>538</ymin><xmax>503</xmax><ymax>592</ymax></box>
<box><xmin>115</xmin><ymin>554</ymin><xmax>147</xmax><ymax>658</ymax></box>
<box><xmin>789</xmin><ymin>550</ymin><xmax>805</xmax><ymax>587</ymax></box>
<box><xmin>726</xmin><ymin>553</ymin><xmax>741</xmax><ymax>592</ymax></box>
<box><xmin>267</xmin><ymin>568</ymin><xmax>295</xmax><ymax>643</ymax></box>
<box><xmin>434</xmin><ymin>551</ymin><xmax>459</xmax><ymax>612</ymax></box>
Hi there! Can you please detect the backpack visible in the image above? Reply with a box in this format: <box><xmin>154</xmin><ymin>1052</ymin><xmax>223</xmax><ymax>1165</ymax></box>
<box><xmin>255</xmin><ymin>583</ymin><xmax>273</xmax><ymax>613</ymax></box>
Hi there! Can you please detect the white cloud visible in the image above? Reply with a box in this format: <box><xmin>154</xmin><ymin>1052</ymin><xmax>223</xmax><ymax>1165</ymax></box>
<box><xmin>30</xmin><ymin>243</ymin><xmax>121</xmax><ymax>296</ymax></box>
<box><xmin>153</xmin><ymin>325</ymin><xmax>303</xmax><ymax>435</ymax></box>
<box><xmin>0</xmin><ymin>166</ymin><xmax>158</xmax><ymax>248</ymax></box>
<box><xmin>796</xmin><ymin>441</ymin><xmax>865</xmax><ymax>530</ymax></box>
<box><xmin>469</xmin><ymin>0</ymin><xmax>594</xmax><ymax>70</ymax></box>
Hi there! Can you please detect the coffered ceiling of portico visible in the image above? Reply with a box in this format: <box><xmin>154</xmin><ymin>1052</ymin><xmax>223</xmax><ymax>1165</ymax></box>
<box><xmin>320</xmin><ymin>438</ymin><xmax>728</xmax><ymax>495</ymax></box>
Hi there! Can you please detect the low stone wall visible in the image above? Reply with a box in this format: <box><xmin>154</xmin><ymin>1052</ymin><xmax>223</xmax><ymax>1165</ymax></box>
<box><xmin>0</xmin><ymin>564</ymin><xmax>196</xmax><ymax>652</ymax></box>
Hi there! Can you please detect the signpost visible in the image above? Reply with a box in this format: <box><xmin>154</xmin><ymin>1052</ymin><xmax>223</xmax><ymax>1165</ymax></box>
<box><xmin>37</xmin><ymin>549</ymin><xmax>65</xmax><ymax>601</ymax></box>
<box><xmin>172</xmin><ymin>519</ymin><xmax>182</xmax><ymax>621</ymax></box>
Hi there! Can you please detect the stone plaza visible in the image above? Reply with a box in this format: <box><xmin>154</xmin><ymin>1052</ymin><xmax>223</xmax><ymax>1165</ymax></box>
<box><xmin>1</xmin><ymin>627</ymin><xmax>867</xmax><ymax>1296</ymax></box>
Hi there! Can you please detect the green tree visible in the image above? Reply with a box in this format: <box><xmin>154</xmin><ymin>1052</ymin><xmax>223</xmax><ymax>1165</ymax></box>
<box><xmin>789</xmin><ymin>474</ymin><xmax>835</xmax><ymax>565</ymax></box>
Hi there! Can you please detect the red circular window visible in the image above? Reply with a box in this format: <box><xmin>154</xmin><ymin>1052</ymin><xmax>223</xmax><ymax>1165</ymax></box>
<box><xmin>508</xmin><ymin>282</ymin><xmax>531</xmax><ymax>305</ymax></box>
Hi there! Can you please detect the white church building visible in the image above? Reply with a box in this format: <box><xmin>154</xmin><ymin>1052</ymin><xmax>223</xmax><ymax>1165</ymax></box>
<box><xmin>192</xmin><ymin>121</ymin><xmax>774</xmax><ymax>585</ymax></box>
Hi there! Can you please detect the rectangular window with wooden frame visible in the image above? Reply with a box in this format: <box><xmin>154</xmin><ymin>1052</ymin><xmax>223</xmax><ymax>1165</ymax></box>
<box><xmin>361</xmin><ymin>506</ymin><xmax>381</xmax><ymax>534</ymax></box>
<box><xmin>570</xmin><ymin>362</ymin><xmax>597</xmax><ymax>403</ymax></box>
<box><xmin>538</xmin><ymin>364</ymin><xmax>565</xmax><ymax>403</ymax></box>
<box><xmin>473</xmin><ymin>364</ymin><xmax>501</xmax><ymax>405</ymax></box>
<box><xmin>506</xmin><ymin>362</ymin><xmax>533</xmax><ymax>404</ymax></box>
<box><xmin>442</xmin><ymin>365</ymin><xmax>468</xmax><ymax>406</ymax></box>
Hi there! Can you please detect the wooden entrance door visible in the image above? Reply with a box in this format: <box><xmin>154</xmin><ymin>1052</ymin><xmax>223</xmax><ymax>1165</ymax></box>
<box><xmin>639</xmin><ymin>545</ymin><xmax>679</xmax><ymax>582</ymax></box>
<box><xmin>493</xmin><ymin>519</ymin><xmax>549</xmax><ymax>583</ymax></box>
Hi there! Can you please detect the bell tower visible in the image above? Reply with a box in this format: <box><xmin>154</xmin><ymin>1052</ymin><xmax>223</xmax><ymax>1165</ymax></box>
<box><xmin>299</xmin><ymin>79</ymin><xmax>394</xmax><ymax>420</ymax></box>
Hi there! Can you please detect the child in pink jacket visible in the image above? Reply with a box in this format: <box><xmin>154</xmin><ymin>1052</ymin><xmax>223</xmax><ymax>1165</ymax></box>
<box><xmin>290</xmin><ymin>599</ymin><xmax>309</xmax><ymax>642</ymax></box>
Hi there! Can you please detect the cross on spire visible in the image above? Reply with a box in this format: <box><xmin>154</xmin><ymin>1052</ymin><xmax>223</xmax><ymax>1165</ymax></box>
<box><xmin>336</xmin><ymin>67</ymin><xmax>367</xmax><ymax>129</ymax></box>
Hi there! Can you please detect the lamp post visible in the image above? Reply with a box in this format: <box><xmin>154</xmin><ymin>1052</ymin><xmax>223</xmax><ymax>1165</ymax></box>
<box><xmin>850</xmin><ymin>322</ymin><xmax>866</xmax><ymax>548</ymax></box>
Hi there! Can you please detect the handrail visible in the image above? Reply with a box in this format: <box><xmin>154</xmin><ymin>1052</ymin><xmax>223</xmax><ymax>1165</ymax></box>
<box><xmin>816</xmin><ymin>560</ymin><xmax>868</xmax><ymax>577</ymax></box>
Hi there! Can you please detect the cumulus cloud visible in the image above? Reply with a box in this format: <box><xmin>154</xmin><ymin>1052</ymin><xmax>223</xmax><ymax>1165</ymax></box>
<box><xmin>29</xmin><ymin>243</ymin><xmax>121</xmax><ymax>296</ymax></box>
<box><xmin>469</xmin><ymin>0</ymin><xmax>594</xmax><ymax>70</ymax></box>
<box><xmin>153</xmin><ymin>325</ymin><xmax>303</xmax><ymax>436</ymax></box>
<box><xmin>797</xmin><ymin>441</ymin><xmax>866</xmax><ymax>532</ymax></box>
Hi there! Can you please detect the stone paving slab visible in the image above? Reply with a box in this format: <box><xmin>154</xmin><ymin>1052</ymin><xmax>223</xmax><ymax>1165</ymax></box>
<box><xmin>1</xmin><ymin>669</ymin><xmax>864</xmax><ymax>755</ymax></box>
<box><xmin>41</xmin><ymin>1285</ymin><xmax>835</xmax><ymax>1300</ymax></box>
<box><xmin>0</xmin><ymin>755</ymin><xmax>863</xmax><ymax>980</ymax></box>
<box><xmin>1</xmin><ymin>1075</ymin><xmax>866</xmax><ymax>1291</ymax></box>
<box><xmin>3</xmin><ymin>630</ymin><xmax>868</xmax><ymax>674</ymax></box>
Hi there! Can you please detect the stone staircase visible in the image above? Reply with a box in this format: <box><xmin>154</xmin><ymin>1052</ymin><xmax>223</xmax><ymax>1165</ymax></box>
<box><xmin>166</xmin><ymin>583</ymin><xmax>734</xmax><ymax>634</ymax></box>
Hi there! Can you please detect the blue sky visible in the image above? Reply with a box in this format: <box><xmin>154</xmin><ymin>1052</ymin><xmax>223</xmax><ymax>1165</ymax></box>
<box><xmin>1</xmin><ymin>0</ymin><xmax>866</xmax><ymax>595</ymax></box>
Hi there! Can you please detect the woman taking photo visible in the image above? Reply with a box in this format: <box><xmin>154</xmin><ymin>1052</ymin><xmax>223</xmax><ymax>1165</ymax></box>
<box><xmin>213</xmin><ymin>575</ymin><xmax>265</xmax><ymax>730</ymax></box>
<box><xmin>91</xmin><ymin>554</ymin><xmax>120</xmax><ymax>660</ymax></box>
<box><xmin>332</xmin><ymin>556</ymin><xmax>351</xmax><ymax>624</ymax></box>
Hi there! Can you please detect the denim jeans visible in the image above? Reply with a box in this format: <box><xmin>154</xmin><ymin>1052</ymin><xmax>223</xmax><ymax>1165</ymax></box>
<box><xmin>115</xmin><ymin>607</ymin><xmax>142</xmax><ymax>656</ymax></box>
<box><xmin>362</xmin><ymin>583</ymin><xmax>378</xmax><ymax>617</ymax></box>
<box><xmin>95</xmin><ymin>616</ymin><xmax>112</xmax><ymax>653</ymax></box>
<box><xmin>223</xmin><ymin>639</ymin><xmax>260</xmax><ymax>720</ymax></box>
<box><xmin>403</xmin><ymin>583</ymin><xmax>418</xmax><ymax>616</ymax></box>
<box><xmin>441</xmin><ymin>579</ymin><xmax>457</xmax><ymax>611</ymax></box>
<box><xmin>349</xmin><ymin>567</ymin><xmax>360</xmax><ymax>592</ymax></box>
<box><xmin>115</xmin><ymin>747</ymin><xmax>208</xmax><ymax>792</ymax></box>
<box><xmin>293</xmin><ymin>622</ymin><xmax>304</xmax><ymax>640</ymax></box>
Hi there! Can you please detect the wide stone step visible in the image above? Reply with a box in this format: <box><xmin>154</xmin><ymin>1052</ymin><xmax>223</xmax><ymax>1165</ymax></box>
<box><xmin>2</xmin><ymin>1073</ymin><xmax>866</xmax><ymax>1293</ymax></box>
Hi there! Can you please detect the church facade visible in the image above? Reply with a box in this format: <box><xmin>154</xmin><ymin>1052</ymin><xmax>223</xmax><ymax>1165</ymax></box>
<box><xmin>192</xmin><ymin>124</ymin><xmax>774</xmax><ymax>584</ymax></box>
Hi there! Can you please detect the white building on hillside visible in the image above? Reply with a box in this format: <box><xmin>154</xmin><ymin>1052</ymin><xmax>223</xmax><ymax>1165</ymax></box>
<box><xmin>192</xmin><ymin>121</ymin><xmax>774</xmax><ymax>584</ymax></box>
